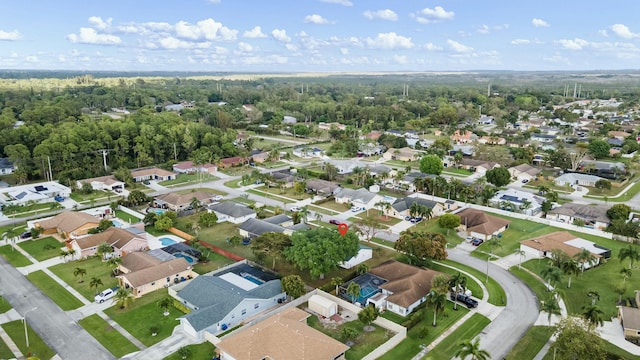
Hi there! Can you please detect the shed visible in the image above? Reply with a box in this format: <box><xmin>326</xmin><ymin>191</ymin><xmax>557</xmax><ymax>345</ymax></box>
<box><xmin>308</xmin><ymin>295</ymin><xmax>338</xmax><ymax>318</ymax></box>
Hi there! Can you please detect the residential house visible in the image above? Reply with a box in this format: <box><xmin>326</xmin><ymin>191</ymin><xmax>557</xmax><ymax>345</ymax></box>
<box><xmin>358</xmin><ymin>143</ymin><xmax>385</xmax><ymax>157</ymax></box>
<box><xmin>388</xmin><ymin>196</ymin><xmax>444</xmax><ymax>219</ymax></box>
<box><xmin>519</xmin><ymin>231</ymin><xmax>609</xmax><ymax>269</ymax></box>
<box><xmin>490</xmin><ymin>189</ymin><xmax>545</xmax><ymax>216</ymax></box>
<box><xmin>268</xmin><ymin>169</ymin><xmax>295</xmax><ymax>188</ymax></box>
<box><xmin>450</xmin><ymin>130</ymin><xmax>475</xmax><ymax>144</ymax></box>
<box><xmin>404</xmin><ymin>130</ymin><xmax>419</xmax><ymax>139</ymax></box>
<box><xmin>554</xmin><ymin>173</ymin><xmax>606</xmax><ymax>187</ymax></box>
<box><xmin>305</xmin><ymin>179</ymin><xmax>341</xmax><ymax>197</ymax></box>
<box><xmin>215</xmin><ymin>307</ymin><xmax>349</xmax><ymax>360</ymax></box>
<box><xmin>530</xmin><ymin>133</ymin><xmax>557</xmax><ymax>144</ymax></box>
<box><xmin>618</xmin><ymin>304</ymin><xmax>640</xmax><ymax>345</ymax></box>
<box><xmin>477</xmin><ymin>136</ymin><xmax>506</xmax><ymax>145</ymax></box>
<box><xmin>450</xmin><ymin>144</ymin><xmax>475</xmax><ymax>157</ymax></box>
<box><xmin>154</xmin><ymin>191</ymin><xmax>218</xmax><ymax>212</ymax></box>
<box><xmin>0</xmin><ymin>158</ymin><xmax>16</xmax><ymax>175</ymax></box>
<box><xmin>546</xmin><ymin>203</ymin><xmax>610</xmax><ymax>229</ymax></box>
<box><xmin>238</xmin><ymin>216</ymin><xmax>308</xmax><ymax>239</ymax></box>
<box><xmin>385</xmin><ymin>129</ymin><xmax>403</xmax><ymax>137</ymax></box>
<box><xmin>34</xmin><ymin>211</ymin><xmax>100</xmax><ymax>238</ymax></box>
<box><xmin>455</xmin><ymin>208</ymin><xmax>511</xmax><ymax>241</ymax></box>
<box><xmin>340</xmin><ymin>245</ymin><xmax>373</xmax><ymax>269</ymax></box>
<box><xmin>131</xmin><ymin>167</ymin><xmax>176</xmax><ymax>182</ymax></box>
<box><xmin>458</xmin><ymin>159</ymin><xmax>500</xmax><ymax>175</ymax></box>
<box><xmin>334</xmin><ymin>188</ymin><xmax>383</xmax><ymax>210</ymax></box>
<box><xmin>172</xmin><ymin>262</ymin><xmax>285</xmax><ymax>340</ymax></box>
<box><xmin>250</xmin><ymin>150</ymin><xmax>271</xmax><ymax>164</ymax></box>
<box><xmin>172</xmin><ymin>161</ymin><xmax>217</xmax><ymax>175</ymax></box>
<box><xmin>0</xmin><ymin>181</ymin><xmax>71</xmax><ymax>206</ymax></box>
<box><xmin>207</xmin><ymin>202</ymin><xmax>257</xmax><ymax>224</ymax></box>
<box><xmin>318</xmin><ymin>122</ymin><xmax>346</xmax><ymax>131</ymax></box>
<box><xmin>478</xmin><ymin>115</ymin><xmax>494</xmax><ymax>125</ymax></box>
<box><xmin>76</xmin><ymin>175</ymin><xmax>125</xmax><ymax>192</ymax></box>
<box><xmin>363</xmin><ymin>260</ymin><xmax>444</xmax><ymax>316</ymax></box>
<box><xmin>283</xmin><ymin>116</ymin><xmax>297</xmax><ymax>124</ymax></box>
<box><xmin>292</xmin><ymin>146</ymin><xmax>323</xmax><ymax>159</ymax></box>
<box><xmin>509</xmin><ymin>164</ymin><xmax>541</xmax><ymax>182</ymax></box>
<box><xmin>117</xmin><ymin>252</ymin><xmax>195</xmax><ymax>298</ymax></box>
<box><xmin>70</xmin><ymin>227</ymin><xmax>148</xmax><ymax>259</ymax></box>
<box><xmin>382</xmin><ymin>147</ymin><xmax>423</xmax><ymax>162</ymax></box>
<box><xmin>323</xmin><ymin>159</ymin><xmax>361</xmax><ymax>175</ymax></box>
<box><xmin>219</xmin><ymin>156</ymin><xmax>246</xmax><ymax>168</ymax></box>
<box><xmin>609</xmin><ymin>131</ymin><xmax>632</xmax><ymax>141</ymax></box>
<box><xmin>579</xmin><ymin>160</ymin><xmax>626</xmax><ymax>177</ymax></box>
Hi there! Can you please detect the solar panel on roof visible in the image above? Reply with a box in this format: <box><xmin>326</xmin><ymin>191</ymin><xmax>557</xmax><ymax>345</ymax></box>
<box><xmin>34</xmin><ymin>185</ymin><xmax>48</xmax><ymax>192</ymax></box>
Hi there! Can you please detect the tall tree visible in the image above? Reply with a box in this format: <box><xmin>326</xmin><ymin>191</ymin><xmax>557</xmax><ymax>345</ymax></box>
<box><xmin>485</xmin><ymin>167</ymin><xmax>511</xmax><ymax>187</ymax></box>
<box><xmin>113</xmin><ymin>288</ymin><xmax>135</xmax><ymax>309</ymax></box>
<box><xmin>89</xmin><ymin>277</ymin><xmax>103</xmax><ymax>295</ymax></box>
<box><xmin>581</xmin><ymin>305</ymin><xmax>605</xmax><ymax>331</ymax></box>
<box><xmin>251</xmin><ymin>232</ymin><xmax>291</xmax><ymax>270</ymax></box>
<box><xmin>541</xmin><ymin>294</ymin><xmax>561</xmax><ymax>325</ymax></box>
<box><xmin>73</xmin><ymin>267</ymin><xmax>87</xmax><ymax>283</ymax></box>
<box><xmin>347</xmin><ymin>282</ymin><xmax>361</xmax><ymax>304</ymax></box>
<box><xmin>394</xmin><ymin>230</ymin><xmax>448</xmax><ymax>265</ymax></box>
<box><xmin>454</xmin><ymin>337</ymin><xmax>490</xmax><ymax>360</ymax></box>
<box><xmin>561</xmin><ymin>259</ymin><xmax>580</xmax><ymax>288</ymax></box>
<box><xmin>574</xmin><ymin>248</ymin><xmax>596</xmax><ymax>274</ymax></box>
<box><xmin>419</xmin><ymin>155</ymin><xmax>444</xmax><ymax>175</ymax></box>
<box><xmin>437</xmin><ymin>213</ymin><xmax>460</xmax><ymax>235</ymax></box>
<box><xmin>618</xmin><ymin>245</ymin><xmax>640</xmax><ymax>269</ymax></box>
<box><xmin>550</xmin><ymin>317</ymin><xmax>606</xmax><ymax>360</ymax></box>
<box><xmin>540</xmin><ymin>265</ymin><xmax>562</xmax><ymax>291</ymax></box>
<box><xmin>427</xmin><ymin>290</ymin><xmax>447</xmax><ymax>326</ymax></box>
<box><xmin>281</xmin><ymin>275</ymin><xmax>306</xmax><ymax>299</ymax></box>
<box><xmin>449</xmin><ymin>272</ymin><xmax>467</xmax><ymax>311</ymax></box>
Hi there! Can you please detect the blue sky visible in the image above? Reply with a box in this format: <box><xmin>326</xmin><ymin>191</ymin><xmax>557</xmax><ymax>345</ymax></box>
<box><xmin>1</xmin><ymin>0</ymin><xmax>640</xmax><ymax>72</ymax></box>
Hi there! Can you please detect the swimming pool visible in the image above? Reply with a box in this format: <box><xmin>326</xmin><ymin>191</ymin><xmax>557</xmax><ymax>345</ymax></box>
<box><xmin>242</xmin><ymin>273</ymin><xmax>264</xmax><ymax>285</ymax></box>
<box><xmin>174</xmin><ymin>253</ymin><xmax>195</xmax><ymax>263</ymax></box>
<box><xmin>111</xmin><ymin>220</ymin><xmax>124</xmax><ymax>228</ymax></box>
<box><xmin>159</xmin><ymin>237</ymin><xmax>177</xmax><ymax>246</ymax></box>
<box><xmin>152</xmin><ymin>209</ymin><xmax>166</xmax><ymax>215</ymax></box>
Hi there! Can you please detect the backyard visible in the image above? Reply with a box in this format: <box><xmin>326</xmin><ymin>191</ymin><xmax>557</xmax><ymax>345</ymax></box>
<box><xmin>115</xmin><ymin>209</ymin><xmax>143</xmax><ymax>223</ymax></box>
<box><xmin>79</xmin><ymin>314</ymin><xmax>140</xmax><ymax>358</ymax></box>
<box><xmin>18</xmin><ymin>236</ymin><xmax>64</xmax><ymax>262</ymax></box>
<box><xmin>26</xmin><ymin>270</ymin><xmax>85</xmax><ymax>310</ymax></box>
<box><xmin>69</xmin><ymin>190</ymin><xmax>115</xmax><ymax>204</ymax></box>
<box><xmin>49</xmin><ymin>256</ymin><xmax>119</xmax><ymax>302</ymax></box>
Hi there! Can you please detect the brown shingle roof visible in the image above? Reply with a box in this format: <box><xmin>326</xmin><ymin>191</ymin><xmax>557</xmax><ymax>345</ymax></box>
<box><xmin>154</xmin><ymin>191</ymin><xmax>214</xmax><ymax>207</ymax></box>
<box><xmin>119</xmin><ymin>257</ymin><xmax>190</xmax><ymax>287</ymax></box>
<box><xmin>131</xmin><ymin>167</ymin><xmax>176</xmax><ymax>178</ymax></box>
<box><xmin>216</xmin><ymin>307</ymin><xmax>349</xmax><ymax>360</ymax></box>
<box><xmin>620</xmin><ymin>306</ymin><xmax>640</xmax><ymax>331</ymax></box>
<box><xmin>74</xmin><ymin>227</ymin><xmax>142</xmax><ymax>251</ymax></box>
<box><xmin>37</xmin><ymin>211</ymin><xmax>100</xmax><ymax>233</ymax></box>
<box><xmin>78</xmin><ymin>175</ymin><xmax>123</xmax><ymax>186</ymax></box>
<box><xmin>520</xmin><ymin>231</ymin><xmax>602</xmax><ymax>259</ymax></box>
<box><xmin>369</xmin><ymin>260</ymin><xmax>442</xmax><ymax>308</ymax></box>
<box><xmin>119</xmin><ymin>251</ymin><xmax>162</xmax><ymax>272</ymax></box>
<box><xmin>456</xmin><ymin>208</ymin><xmax>511</xmax><ymax>236</ymax></box>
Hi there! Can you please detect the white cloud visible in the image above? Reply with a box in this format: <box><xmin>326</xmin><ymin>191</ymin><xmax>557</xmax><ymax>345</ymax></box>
<box><xmin>67</xmin><ymin>28</ymin><xmax>121</xmax><ymax>45</ymax></box>
<box><xmin>363</xmin><ymin>9</ymin><xmax>398</xmax><ymax>21</ymax></box>
<box><xmin>285</xmin><ymin>43</ymin><xmax>299</xmax><ymax>51</ymax></box>
<box><xmin>157</xmin><ymin>37</ymin><xmax>211</xmax><ymax>49</ymax></box>
<box><xmin>543</xmin><ymin>55</ymin><xmax>570</xmax><ymax>64</ymax></box>
<box><xmin>556</xmin><ymin>38</ymin><xmax>589</xmax><ymax>50</ymax></box>
<box><xmin>477</xmin><ymin>25</ymin><xmax>490</xmax><ymax>35</ymax></box>
<box><xmin>320</xmin><ymin>0</ymin><xmax>352</xmax><ymax>6</ymax></box>
<box><xmin>25</xmin><ymin>56</ymin><xmax>38</xmax><ymax>63</ymax></box>
<box><xmin>304</xmin><ymin>14</ymin><xmax>330</xmax><ymax>24</ymax></box>
<box><xmin>447</xmin><ymin>39</ymin><xmax>473</xmax><ymax>53</ymax></box>
<box><xmin>423</xmin><ymin>42</ymin><xmax>443</xmax><ymax>51</ymax></box>
<box><xmin>340</xmin><ymin>47</ymin><xmax>349</xmax><ymax>55</ymax></box>
<box><xmin>272</xmin><ymin>29</ymin><xmax>291</xmax><ymax>42</ymax></box>
<box><xmin>511</xmin><ymin>39</ymin><xmax>530</xmax><ymax>45</ymax></box>
<box><xmin>208</xmin><ymin>0</ymin><xmax>221</xmax><ymax>3</ymax></box>
<box><xmin>175</xmin><ymin>19</ymin><xmax>237</xmax><ymax>41</ymax></box>
<box><xmin>237</xmin><ymin>42</ymin><xmax>254</xmax><ymax>53</ymax></box>
<box><xmin>532</xmin><ymin>18</ymin><xmax>549</xmax><ymax>27</ymax></box>
<box><xmin>0</xmin><ymin>29</ymin><xmax>21</xmax><ymax>41</ymax></box>
<box><xmin>393</xmin><ymin>55</ymin><xmax>408</xmax><ymax>64</ymax></box>
<box><xmin>88</xmin><ymin>16</ymin><xmax>112</xmax><ymax>30</ymax></box>
<box><xmin>243</xmin><ymin>26</ymin><xmax>267</xmax><ymax>38</ymax></box>
<box><xmin>610</xmin><ymin>24</ymin><xmax>639</xmax><ymax>39</ymax></box>
<box><xmin>414</xmin><ymin>6</ymin><xmax>454</xmax><ymax>24</ymax></box>
<box><xmin>366</xmin><ymin>32</ymin><xmax>413</xmax><ymax>49</ymax></box>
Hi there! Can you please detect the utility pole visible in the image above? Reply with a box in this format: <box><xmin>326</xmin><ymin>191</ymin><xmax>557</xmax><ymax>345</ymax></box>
<box><xmin>47</xmin><ymin>156</ymin><xmax>53</xmax><ymax>181</ymax></box>
<box><xmin>173</xmin><ymin>143</ymin><xmax>178</xmax><ymax>161</ymax></box>
<box><xmin>99</xmin><ymin>149</ymin><xmax>110</xmax><ymax>172</ymax></box>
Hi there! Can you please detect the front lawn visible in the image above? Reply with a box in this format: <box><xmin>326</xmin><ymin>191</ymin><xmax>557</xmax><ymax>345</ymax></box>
<box><xmin>349</xmin><ymin>212</ymin><xmax>402</xmax><ymax>227</ymax></box>
<box><xmin>3</xmin><ymin>202</ymin><xmax>63</xmax><ymax>218</ymax></box>
<box><xmin>70</xmin><ymin>190</ymin><xmax>114</xmax><ymax>203</ymax></box>
<box><xmin>0</xmin><ymin>337</ymin><xmax>13</xmax><ymax>360</ymax></box>
<box><xmin>475</xmin><ymin>216</ymin><xmax>557</xmax><ymax>257</ymax></box>
<box><xmin>505</xmin><ymin>326</ymin><xmax>554</xmax><ymax>360</ymax></box>
<box><xmin>414</xmin><ymin>218</ymin><xmax>466</xmax><ymax>246</ymax></box>
<box><xmin>1</xmin><ymin>319</ymin><xmax>56</xmax><ymax>360</ymax></box>
<box><xmin>437</xmin><ymin>260</ymin><xmax>507</xmax><ymax>306</ymax></box>
<box><xmin>104</xmin><ymin>289</ymin><xmax>182</xmax><ymax>347</ymax></box>
<box><xmin>0</xmin><ymin>244</ymin><xmax>32</xmax><ymax>267</ymax></box>
<box><xmin>26</xmin><ymin>270</ymin><xmax>84</xmax><ymax>310</ymax></box>
<box><xmin>246</xmin><ymin>189</ymin><xmax>296</xmax><ymax>204</ymax></box>
<box><xmin>18</xmin><ymin>236</ymin><xmax>64</xmax><ymax>262</ymax></box>
<box><xmin>0</xmin><ymin>296</ymin><xmax>12</xmax><ymax>313</ymax></box>
<box><xmin>442</xmin><ymin>168</ymin><xmax>473</xmax><ymax>176</ymax></box>
<box><xmin>49</xmin><ymin>256</ymin><xmax>119</xmax><ymax>302</ymax></box>
<box><xmin>429</xmin><ymin>263</ymin><xmax>483</xmax><ymax>301</ymax></box>
<box><xmin>79</xmin><ymin>314</ymin><xmax>140</xmax><ymax>358</ymax></box>
<box><xmin>159</xmin><ymin>173</ymin><xmax>218</xmax><ymax>187</ymax></box>
<box><xmin>175</xmin><ymin>187</ymin><xmax>226</xmax><ymax>196</ymax></box>
<box><xmin>510</xmin><ymin>267</ymin><xmax>549</xmax><ymax>304</ymax></box>
<box><xmin>163</xmin><ymin>343</ymin><xmax>217</xmax><ymax>360</ymax></box>
<box><xmin>423</xmin><ymin>313</ymin><xmax>491</xmax><ymax>360</ymax></box>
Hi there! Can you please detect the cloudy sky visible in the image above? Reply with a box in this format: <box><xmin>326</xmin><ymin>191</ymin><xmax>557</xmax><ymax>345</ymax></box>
<box><xmin>1</xmin><ymin>0</ymin><xmax>640</xmax><ymax>72</ymax></box>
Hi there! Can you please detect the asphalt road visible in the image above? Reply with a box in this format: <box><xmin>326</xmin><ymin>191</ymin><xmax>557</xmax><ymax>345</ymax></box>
<box><xmin>0</xmin><ymin>256</ymin><xmax>114</xmax><ymax>360</ymax></box>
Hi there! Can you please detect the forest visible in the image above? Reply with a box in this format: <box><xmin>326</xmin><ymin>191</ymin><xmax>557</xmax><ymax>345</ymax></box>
<box><xmin>1</xmin><ymin>71</ymin><xmax>639</xmax><ymax>186</ymax></box>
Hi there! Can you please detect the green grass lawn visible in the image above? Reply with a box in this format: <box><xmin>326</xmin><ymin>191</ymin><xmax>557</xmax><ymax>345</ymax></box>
<box><xmin>540</xmin><ymin>341</ymin><xmax>640</xmax><ymax>360</ymax></box>
<box><xmin>3</xmin><ymin>202</ymin><xmax>64</xmax><ymax>218</ymax></box>
<box><xmin>193</xmin><ymin>251</ymin><xmax>235</xmax><ymax>275</ymax></box>
<box><xmin>159</xmin><ymin>173</ymin><xmax>218</xmax><ymax>187</ymax></box>
<box><xmin>246</xmin><ymin>189</ymin><xmax>296</xmax><ymax>204</ymax></box>
<box><xmin>70</xmin><ymin>190</ymin><xmax>113</xmax><ymax>203</ymax></box>
<box><xmin>349</xmin><ymin>212</ymin><xmax>402</xmax><ymax>227</ymax></box>
<box><xmin>0</xmin><ymin>244</ymin><xmax>32</xmax><ymax>267</ymax></box>
<box><xmin>307</xmin><ymin>204</ymin><xmax>340</xmax><ymax>215</ymax></box>
<box><xmin>1</xmin><ymin>319</ymin><xmax>56</xmax><ymax>360</ymax></box>
<box><xmin>18</xmin><ymin>236</ymin><xmax>64</xmax><ymax>262</ymax></box>
<box><xmin>311</xmin><ymin>200</ymin><xmax>351</xmax><ymax>213</ymax></box>
<box><xmin>251</xmin><ymin>185</ymin><xmax>312</xmax><ymax>201</ymax></box>
<box><xmin>26</xmin><ymin>270</ymin><xmax>84</xmax><ymax>310</ymax></box>
<box><xmin>104</xmin><ymin>289</ymin><xmax>182</xmax><ymax>347</ymax></box>
<box><xmin>429</xmin><ymin>263</ymin><xmax>483</xmax><ymax>301</ymax></box>
<box><xmin>79</xmin><ymin>314</ymin><xmax>140</xmax><ymax>358</ymax></box>
<box><xmin>379</xmin><ymin>303</ymin><xmax>469</xmax><ymax>360</ymax></box>
<box><xmin>414</xmin><ymin>218</ymin><xmax>466</xmax><ymax>246</ymax></box>
<box><xmin>0</xmin><ymin>296</ymin><xmax>12</xmax><ymax>313</ymax></box>
<box><xmin>505</xmin><ymin>326</ymin><xmax>554</xmax><ymax>360</ymax></box>
<box><xmin>423</xmin><ymin>313</ymin><xmax>491</xmax><ymax>360</ymax></box>
<box><xmin>49</xmin><ymin>256</ymin><xmax>119</xmax><ymax>302</ymax></box>
<box><xmin>224</xmin><ymin>179</ymin><xmax>243</xmax><ymax>188</ymax></box>
<box><xmin>163</xmin><ymin>342</ymin><xmax>217</xmax><ymax>360</ymax></box>
<box><xmin>307</xmin><ymin>315</ymin><xmax>392</xmax><ymax>360</ymax></box>
<box><xmin>442</xmin><ymin>168</ymin><xmax>473</xmax><ymax>176</ymax></box>
<box><xmin>586</xmin><ymin>180</ymin><xmax>640</xmax><ymax>202</ymax></box>
<box><xmin>474</xmin><ymin>216</ymin><xmax>557</xmax><ymax>257</ymax></box>
<box><xmin>115</xmin><ymin>210</ymin><xmax>142</xmax><ymax>223</ymax></box>
<box><xmin>0</xmin><ymin>336</ymin><xmax>13</xmax><ymax>360</ymax></box>
<box><xmin>437</xmin><ymin>260</ymin><xmax>507</xmax><ymax>306</ymax></box>
<box><xmin>175</xmin><ymin>187</ymin><xmax>226</xmax><ymax>196</ymax></box>
<box><xmin>510</xmin><ymin>267</ymin><xmax>549</xmax><ymax>305</ymax></box>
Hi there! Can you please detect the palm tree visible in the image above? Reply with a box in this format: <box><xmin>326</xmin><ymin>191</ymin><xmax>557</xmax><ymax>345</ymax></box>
<box><xmin>157</xmin><ymin>297</ymin><xmax>173</xmax><ymax>316</ymax></box>
<box><xmin>113</xmin><ymin>288</ymin><xmax>135</xmax><ymax>309</ymax></box>
<box><xmin>106</xmin><ymin>257</ymin><xmax>122</xmax><ymax>276</ymax></box>
<box><xmin>314</xmin><ymin>212</ymin><xmax>323</xmax><ymax>224</ymax></box>
<box><xmin>574</xmin><ymin>248</ymin><xmax>597</xmax><ymax>274</ymax></box>
<box><xmin>298</xmin><ymin>206</ymin><xmax>309</xmax><ymax>224</ymax></box>
<box><xmin>620</xmin><ymin>267</ymin><xmax>633</xmax><ymax>283</ymax></box>
<box><xmin>73</xmin><ymin>267</ymin><xmax>87</xmax><ymax>283</ymax></box>
<box><xmin>454</xmin><ymin>337</ymin><xmax>490</xmax><ymax>360</ymax></box>
<box><xmin>331</xmin><ymin>277</ymin><xmax>343</xmax><ymax>296</ymax></box>
<box><xmin>618</xmin><ymin>245</ymin><xmax>640</xmax><ymax>269</ymax></box>
<box><xmin>431</xmin><ymin>274</ymin><xmax>450</xmax><ymax>294</ymax></box>
<box><xmin>540</xmin><ymin>294</ymin><xmax>561</xmax><ymax>325</ymax></box>
<box><xmin>587</xmin><ymin>289</ymin><xmax>600</xmax><ymax>305</ymax></box>
<box><xmin>540</xmin><ymin>265</ymin><xmax>562</xmax><ymax>291</ymax></box>
<box><xmin>189</xmin><ymin>197</ymin><xmax>202</xmax><ymax>213</ymax></box>
<box><xmin>346</xmin><ymin>282</ymin><xmax>361</xmax><ymax>304</ymax></box>
<box><xmin>449</xmin><ymin>272</ymin><xmax>467</xmax><ymax>311</ymax></box>
<box><xmin>582</xmin><ymin>305</ymin><xmax>605</xmax><ymax>330</ymax></box>
<box><xmin>513</xmin><ymin>249</ymin><xmax>526</xmax><ymax>270</ymax></box>
<box><xmin>89</xmin><ymin>277</ymin><xmax>103</xmax><ymax>295</ymax></box>
<box><xmin>96</xmin><ymin>242</ymin><xmax>113</xmax><ymax>261</ymax></box>
<box><xmin>561</xmin><ymin>259</ymin><xmax>580</xmax><ymax>288</ymax></box>
<box><xmin>427</xmin><ymin>290</ymin><xmax>447</xmax><ymax>326</ymax></box>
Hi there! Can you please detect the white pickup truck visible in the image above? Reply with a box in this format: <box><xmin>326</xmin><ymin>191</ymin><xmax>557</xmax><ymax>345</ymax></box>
<box><xmin>95</xmin><ymin>286</ymin><xmax>119</xmax><ymax>303</ymax></box>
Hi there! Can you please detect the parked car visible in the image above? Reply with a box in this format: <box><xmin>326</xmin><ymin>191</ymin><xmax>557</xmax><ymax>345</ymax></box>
<box><xmin>329</xmin><ymin>219</ymin><xmax>342</xmax><ymax>225</ymax></box>
<box><xmin>213</xmin><ymin>195</ymin><xmax>223</xmax><ymax>201</ymax></box>
<box><xmin>404</xmin><ymin>216</ymin><xmax>412</xmax><ymax>221</ymax></box>
<box><xmin>411</xmin><ymin>217</ymin><xmax>423</xmax><ymax>223</ymax></box>
<box><xmin>54</xmin><ymin>195</ymin><xmax>65</xmax><ymax>202</ymax></box>
<box><xmin>95</xmin><ymin>286</ymin><xmax>120</xmax><ymax>303</ymax></box>
<box><xmin>290</xmin><ymin>206</ymin><xmax>301</xmax><ymax>212</ymax></box>
<box><xmin>20</xmin><ymin>231</ymin><xmax>31</xmax><ymax>239</ymax></box>
<box><xmin>351</xmin><ymin>206</ymin><xmax>364</xmax><ymax>212</ymax></box>
<box><xmin>471</xmin><ymin>238</ymin><xmax>484</xmax><ymax>246</ymax></box>
<box><xmin>521</xmin><ymin>179</ymin><xmax>529</xmax><ymax>183</ymax></box>
<box><xmin>450</xmin><ymin>293</ymin><xmax>479</xmax><ymax>309</ymax></box>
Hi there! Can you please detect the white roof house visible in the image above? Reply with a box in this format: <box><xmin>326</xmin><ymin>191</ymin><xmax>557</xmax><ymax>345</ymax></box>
<box><xmin>0</xmin><ymin>181</ymin><xmax>71</xmax><ymax>206</ymax></box>
<box><xmin>554</xmin><ymin>173</ymin><xmax>605</xmax><ymax>187</ymax></box>
<box><xmin>490</xmin><ymin>189</ymin><xmax>545</xmax><ymax>216</ymax></box>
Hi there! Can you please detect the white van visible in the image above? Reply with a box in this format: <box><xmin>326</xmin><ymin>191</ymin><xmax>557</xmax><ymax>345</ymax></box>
<box><xmin>95</xmin><ymin>287</ymin><xmax>119</xmax><ymax>303</ymax></box>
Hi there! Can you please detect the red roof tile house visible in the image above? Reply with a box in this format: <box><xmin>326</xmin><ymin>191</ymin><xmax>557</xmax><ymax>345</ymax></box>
<box><xmin>450</xmin><ymin>130</ymin><xmax>475</xmax><ymax>144</ymax></box>
<box><xmin>220</xmin><ymin>156</ymin><xmax>247</xmax><ymax>168</ymax></box>
<box><xmin>172</xmin><ymin>161</ymin><xmax>217</xmax><ymax>175</ymax></box>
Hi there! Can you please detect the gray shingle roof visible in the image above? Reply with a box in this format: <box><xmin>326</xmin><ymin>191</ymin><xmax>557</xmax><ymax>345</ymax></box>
<box><xmin>239</xmin><ymin>218</ymin><xmax>285</xmax><ymax>236</ymax></box>
<box><xmin>262</xmin><ymin>214</ymin><xmax>291</xmax><ymax>225</ymax></box>
<box><xmin>208</xmin><ymin>202</ymin><xmax>256</xmax><ymax>218</ymax></box>
<box><xmin>392</xmin><ymin>197</ymin><xmax>437</xmax><ymax>213</ymax></box>
<box><xmin>335</xmin><ymin>188</ymin><xmax>377</xmax><ymax>203</ymax></box>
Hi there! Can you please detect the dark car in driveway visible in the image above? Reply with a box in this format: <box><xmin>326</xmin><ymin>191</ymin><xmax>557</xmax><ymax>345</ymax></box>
<box><xmin>451</xmin><ymin>293</ymin><xmax>479</xmax><ymax>308</ymax></box>
<box><xmin>471</xmin><ymin>238</ymin><xmax>484</xmax><ymax>246</ymax></box>
<box><xmin>329</xmin><ymin>219</ymin><xmax>342</xmax><ymax>225</ymax></box>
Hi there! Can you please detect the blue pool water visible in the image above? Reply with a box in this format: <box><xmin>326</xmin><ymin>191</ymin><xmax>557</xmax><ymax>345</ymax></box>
<box><xmin>111</xmin><ymin>220</ymin><xmax>124</xmax><ymax>228</ymax></box>
<box><xmin>152</xmin><ymin>208</ymin><xmax>166</xmax><ymax>215</ymax></box>
<box><xmin>174</xmin><ymin>253</ymin><xmax>194</xmax><ymax>263</ymax></box>
<box><xmin>243</xmin><ymin>274</ymin><xmax>264</xmax><ymax>285</ymax></box>
<box><xmin>160</xmin><ymin>237</ymin><xmax>177</xmax><ymax>246</ymax></box>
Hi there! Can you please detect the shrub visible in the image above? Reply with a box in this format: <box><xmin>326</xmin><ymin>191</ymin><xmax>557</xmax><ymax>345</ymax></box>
<box><xmin>172</xmin><ymin>300</ymin><xmax>192</xmax><ymax>314</ymax></box>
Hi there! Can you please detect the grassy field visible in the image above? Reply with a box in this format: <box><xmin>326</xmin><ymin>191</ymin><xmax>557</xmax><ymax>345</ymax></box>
<box><xmin>26</xmin><ymin>270</ymin><xmax>84</xmax><ymax>310</ymax></box>
<box><xmin>49</xmin><ymin>256</ymin><xmax>119</xmax><ymax>302</ymax></box>
<box><xmin>2</xmin><ymin>319</ymin><xmax>56</xmax><ymax>360</ymax></box>
<box><xmin>438</xmin><ymin>260</ymin><xmax>507</xmax><ymax>306</ymax></box>
<box><xmin>192</xmin><ymin>250</ymin><xmax>235</xmax><ymax>275</ymax></box>
<box><xmin>505</xmin><ymin>326</ymin><xmax>554</xmax><ymax>360</ymax></box>
<box><xmin>246</xmin><ymin>189</ymin><xmax>296</xmax><ymax>204</ymax></box>
<box><xmin>79</xmin><ymin>314</ymin><xmax>140</xmax><ymax>358</ymax></box>
<box><xmin>307</xmin><ymin>204</ymin><xmax>340</xmax><ymax>215</ymax></box>
<box><xmin>474</xmin><ymin>216</ymin><xmax>557</xmax><ymax>258</ymax></box>
<box><xmin>349</xmin><ymin>212</ymin><xmax>402</xmax><ymax>227</ymax></box>
<box><xmin>115</xmin><ymin>210</ymin><xmax>142</xmax><ymax>223</ymax></box>
<box><xmin>540</xmin><ymin>341</ymin><xmax>640</xmax><ymax>360</ymax></box>
<box><xmin>159</xmin><ymin>173</ymin><xmax>218</xmax><ymax>187</ymax></box>
<box><xmin>0</xmin><ymin>244</ymin><xmax>32</xmax><ymax>267</ymax></box>
<box><xmin>18</xmin><ymin>236</ymin><xmax>64</xmax><ymax>262</ymax></box>
<box><xmin>224</xmin><ymin>179</ymin><xmax>243</xmax><ymax>188</ymax></box>
<box><xmin>254</xmin><ymin>185</ymin><xmax>312</xmax><ymax>201</ymax></box>
<box><xmin>70</xmin><ymin>190</ymin><xmax>114</xmax><ymax>203</ymax></box>
<box><xmin>378</xmin><ymin>302</ymin><xmax>469</xmax><ymax>360</ymax></box>
<box><xmin>0</xmin><ymin>337</ymin><xmax>13</xmax><ymax>360</ymax></box>
<box><xmin>442</xmin><ymin>168</ymin><xmax>473</xmax><ymax>176</ymax></box>
<box><xmin>585</xmin><ymin>180</ymin><xmax>640</xmax><ymax>202</ymax></box>
<box><xmin>3</xmin><ymin>202</ymin><xmax>63</xmax><ymax>218</ymax></box>
<box><xmin>175</xmin><ymin>187</ymin><xmax>226</xmax><ymax>196</ymax></box>
<box><xmin>104</xmin><ymin>289</ymin><xmax>182</xmax><ymax>347</ymax></box>
<box><xmin>163</xmin><ymin>342</ymin><xmax>217</xmax><ymax>360</ymax></box>
<box><xmin>0</xmin><ymin>296</ymin><xmax>12</xmax><ymax>313</ymax></box>
<box><xmin>312</xmin><ymin>201</ymin><xmax>351</xmax><ymax>213</ymax></box>
<box><xmin>423</xmin><ymin>313</ymin><xmax>491</xmax><ymax>360</ymax></box>
<box><xmin>307</xmin><ymin>315</ymin><xmax>390</xmax><ymax>360</ymax></box>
